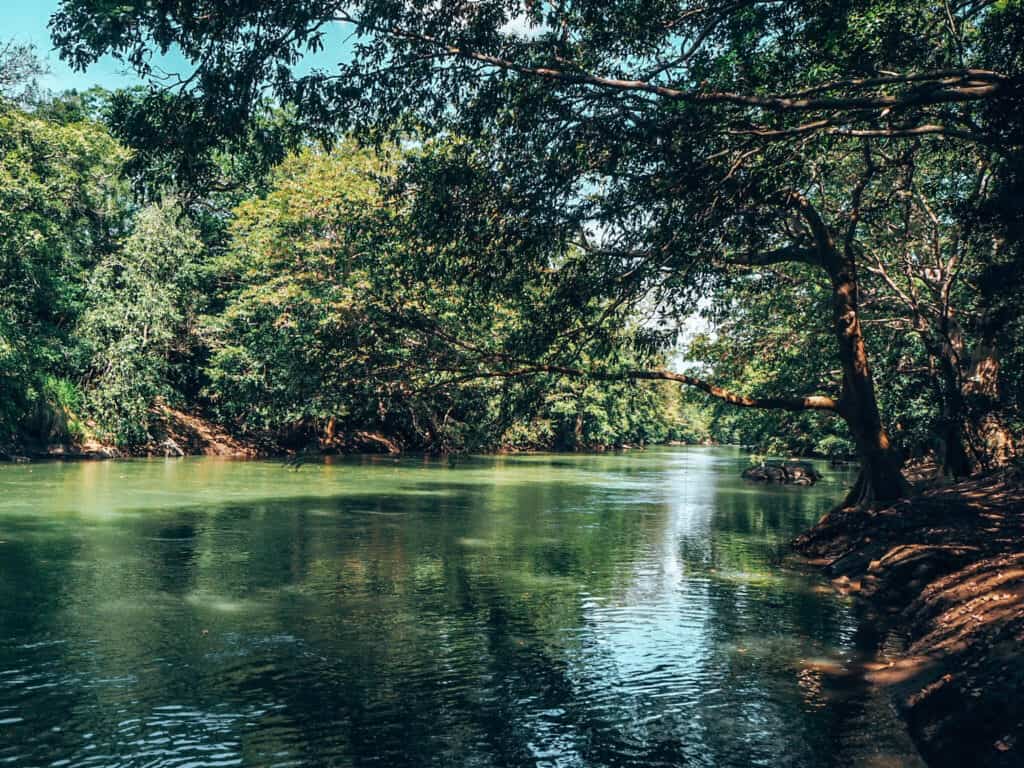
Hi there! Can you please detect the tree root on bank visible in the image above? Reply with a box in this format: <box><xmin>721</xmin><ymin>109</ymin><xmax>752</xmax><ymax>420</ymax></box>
<box><xmin>794</xmin><ymin>474</ymin><xmax>1024</xmax><ymax>767</ymax></box>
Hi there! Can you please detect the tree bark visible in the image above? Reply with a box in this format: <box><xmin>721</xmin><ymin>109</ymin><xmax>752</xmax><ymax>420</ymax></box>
<box><xmin>932</xmin><ymin>338</ymin><xmax>976</xmax><ymax>478</ymax></box>
<box><xmin>962</xmin><ymin>340</ymin><xmax>1017</xmax><ymax>469</ymax></box>
<box><xmin>926</xmin><ymin>316</ymin><xmax>1014</xmax><ymax>475</ymax></box>
<box><xmin>939</xmin><ymin>399</ymin><xmax>976</xmax><ymax>479</ymax></box>
<box><xmin>792</xmin><ymin>182</ymin><xmax>909</xmax><ymax>507</ymax></box>
<box><xmin>828</xmin><ymin>254</ymin><xmax>909</xmax><ymax>506</ymax></box>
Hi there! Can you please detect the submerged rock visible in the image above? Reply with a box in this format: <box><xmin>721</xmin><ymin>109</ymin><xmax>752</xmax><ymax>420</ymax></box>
<box><xmin>742</xmin><ymin>460</ymin><xmax>823</xmax><ymax>486</ymax></box>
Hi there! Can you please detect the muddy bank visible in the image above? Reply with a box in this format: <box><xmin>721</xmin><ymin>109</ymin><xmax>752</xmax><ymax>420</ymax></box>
<box><xmin>3</xmin><ymin>407</ymin><xmax>696</xmax><ymax>462</ymax></box>
<box><xmin>795</xmin><ymin>471</ymin><xmax>1024</xmax><ymax>767</ymax></box>
<box><xmin>0</xmin><ymin>406</ymin><xmax>425</xmax><ymax>461</ymax></box>
<box><xmin>1</xmin><ymin>407</ymin><xmax>260</xmax><ymax>461</ymax></box>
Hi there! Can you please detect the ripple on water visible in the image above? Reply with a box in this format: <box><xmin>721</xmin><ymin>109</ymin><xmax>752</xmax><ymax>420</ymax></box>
<box><xmin>0</xmin><ymin>450</ymin><xmax>921</xmax><ymax>767</ymax></box>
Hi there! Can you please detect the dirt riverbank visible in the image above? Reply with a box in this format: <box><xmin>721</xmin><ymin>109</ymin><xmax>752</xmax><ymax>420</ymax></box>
<box><xmin>0</xmin><ymin>406</ymin><xmax>418</xmax><ymax>461</ymax></box>
<box><xmin>795</xmin><ymin>470</ymin><xmax>1024</xmax><ymax>767</ymax></box>
<box><xmin>0</xmin><ymin>406</ymin><xmax>258</xmax><ymax>460</ymax></box>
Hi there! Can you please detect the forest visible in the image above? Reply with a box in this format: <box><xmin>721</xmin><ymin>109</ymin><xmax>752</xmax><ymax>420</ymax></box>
<box><xmin>1</xmin><ymin>1</ymin><xmax>1024</xmax><ymax>766</ymax></box>
<box><xmin>0</xmin><ymin>75</ymin><xmax>699</xmax><ymax>457</ymax></box>
<box><xmin>4</xmin><ymin>2</ymin><xmax>1022</xmax><ymax>495</ymax></box>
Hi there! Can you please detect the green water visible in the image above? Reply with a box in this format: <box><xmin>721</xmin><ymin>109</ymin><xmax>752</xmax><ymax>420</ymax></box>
<box><xmin>0</xmin><ymin>448</ymin><xmax>920</xmax><ymax>767</ymax></box>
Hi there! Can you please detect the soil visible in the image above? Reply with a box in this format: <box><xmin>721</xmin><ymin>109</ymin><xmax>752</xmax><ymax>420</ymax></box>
<box><xmin>794</xmin><ymin>469</ymin><xmax>1024</xmax><ymax>767</ymax></box>
<box><xmin>145</xmin><ymin>406</ymin><xmax>261</xmax><ymax>457</ymax></box>
<box><xmin>0</xmin><ymin>406</ymin><xmax>260</xmax><ymax>460</ymax></box>
<box><xmin>0</xmin><ymin>406</ymin><xmax>412</xmax><ymax>461</ymax></box>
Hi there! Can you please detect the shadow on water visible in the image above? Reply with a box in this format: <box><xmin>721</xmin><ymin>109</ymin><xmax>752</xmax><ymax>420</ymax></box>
<box><xmin>0</xmin><ymin>448</ymin><xmax>921</xmax><ymax>767</ymax></box>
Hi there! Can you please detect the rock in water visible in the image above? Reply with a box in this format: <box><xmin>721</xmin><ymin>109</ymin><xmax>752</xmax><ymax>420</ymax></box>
<box><xmin>742</xmin><ymin>461</ymin><xmax>823</xmax><ymax>486</ymax></box>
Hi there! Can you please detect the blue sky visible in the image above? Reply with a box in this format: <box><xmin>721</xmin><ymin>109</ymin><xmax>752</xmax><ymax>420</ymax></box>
<box><xmin>3</xmin><ymin>1</ymin><xmax>351</xmax><ymax>93</ymax></box>
<box><xmin>3</xmin><ymin>1</ymin><xmax>153</xmax><ymax>92</ymax></box>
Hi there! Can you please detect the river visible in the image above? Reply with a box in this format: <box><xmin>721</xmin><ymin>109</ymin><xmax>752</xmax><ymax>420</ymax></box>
<box><xmin>0</xmin><ymin>448</ymin><xmax>922</xmax><ymax>767</ymax></box>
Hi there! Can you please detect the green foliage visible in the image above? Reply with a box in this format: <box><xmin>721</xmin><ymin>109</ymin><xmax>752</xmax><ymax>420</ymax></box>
<box><xmin>11</xmin><ymin>1</ymin><xmax>1024</xmax><ymax>467</ymax></box>
<box><xmin>36</xmin><ymin>376</ymin><xmax>89</xmax><ymax>444</ymax></box>
<box><xmin>204</xmin><ymin>145</ymin><xmax>684</xmax><ymax>452</ymax></box>
<box><xmin>502</xmin><ymin>377</ymin><xmax>684</xmax><ymax>452</ymax></box>
<box><xmin>0</xmin><ymin>92</ymin><xmax>694</xmax><ymax>455</ymax></box>
<box><xmin>678</xmin><ymin>266</ymin><xmax>851</xmax><ymax>458</ymax></box>
<box><xmin>79</xmin><ymin>200</ymin><xmax>205</xmax><ymax>445</ymax></box>
<box><xmin>0</xmin><ymin>101</ymin><xmax>128</xmax><ymax>441</ymax></box>
<box><xmin>204</xmin><ymin>144</ymin><xmax>410</xmax><ymax>436</ymax></box>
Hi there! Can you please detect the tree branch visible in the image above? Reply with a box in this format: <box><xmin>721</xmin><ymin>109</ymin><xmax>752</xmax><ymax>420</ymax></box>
<box><xmin>341</xmin><ymin>16</ymin><xmax>1016</xmax><ymax>116</ymax></box>
<box><xmin>727</xmin><ymin>244</ymin><xmax>820</xmax><ymax>268</ymax></box>
<box><xmin>432</xmin><ymin>364</ymin><xmax>840</xmax><ymax>413</ymax></box>
<box><xmin>786</xmin><ymin>192</ymin><xmax>837</xmax><ymax>266</ymax></box>
<box><xmin>731</xmin><ymin>122</ymin><xmax>990</xmax><ymax>145</ymax></box>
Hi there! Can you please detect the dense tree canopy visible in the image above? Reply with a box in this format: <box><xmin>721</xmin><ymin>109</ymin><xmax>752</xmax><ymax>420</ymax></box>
<box><xmin>44</xmin><ymin>0</ymin><xmax>1024</xmax><ymax>502</ymax></box>
<box><xmin>4</xmin><ymin>12</ymin><xmax>1024</xmax><ymax>767</ymax></box>
<box><xmin>206</xmin><ymin>143</ymin><xmax>686</xmax><ymax>451</ymax></box>
<box><xmin>49</xmin><ymin>1</ymin><xmax>1023</xmax><ymax>141</ymax></box>
<box><xmin>0</xmin><ymin>2</ymin><xmax>1020</xmax><ymax>506</ymax></box>
<box><xmin>80</xmin><ymin>199</ymin><xmax>205</xmax><ymax>445</ymax></box>
<box><xmin>0</xmin><ymin>98</ymin><xmax>128</xmax><ymax>442</ymax></box>
<box><xmin>0</xmin><ymin>67</ymin><xmax>683</xmax><ymax>453</ymax></box>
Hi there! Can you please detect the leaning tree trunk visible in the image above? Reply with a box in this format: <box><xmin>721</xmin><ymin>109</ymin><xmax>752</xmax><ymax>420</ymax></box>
<box><xmin>828</xmin><ymin>255</ymin><xmax>909</xmax><ymax>507</ymax></box>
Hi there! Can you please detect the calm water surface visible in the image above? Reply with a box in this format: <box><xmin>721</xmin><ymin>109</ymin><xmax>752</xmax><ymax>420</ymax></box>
<box><xmin>0</xmin><ymin>448</ymin><xmax>921</xmax><ymax>767</ymax></box>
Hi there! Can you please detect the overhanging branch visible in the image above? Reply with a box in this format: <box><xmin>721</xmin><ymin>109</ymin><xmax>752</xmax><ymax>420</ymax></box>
<box><xmin>338</xmin><ymin>15</ymin><xmax>1015</xmax><ymax>118</ymax></box>
<box><xmin>727</xmin><ymin>244</ymin><xmax>820</xmax><ymax>268</ymax></box>
<box><xmin>433</xmin><ymin>364</ymin><xmax>840</xmax><ymax>413</ymax></box>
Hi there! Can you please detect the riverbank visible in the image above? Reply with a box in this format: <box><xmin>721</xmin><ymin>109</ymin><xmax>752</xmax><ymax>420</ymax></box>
<box><xmin>794</xmin><ymin>469</ymin><xmax>1024</xmax><ymax>767</ymax></box>
<box><xmin>1</xmin><ymin>406</ymin><xmax>708</xmax><ymax>462</ymax></box>
<box><xmin>0</xmin><ymin>406</ymin><xmax>259</xmax><ymax>461</ymax></box>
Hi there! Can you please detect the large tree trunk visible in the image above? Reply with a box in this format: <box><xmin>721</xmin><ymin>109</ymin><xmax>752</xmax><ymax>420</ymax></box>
<box><xmin>962</xmin><ymin>340</ymin><xmax>1017</xmax><ymax>470</ymax></box>
<box><xmin>932</xmin><ymin>348</ymin><xmax>1013</xmax><ymax>478</ymax></box>
<box><xmin>829</xmin><ymin>256</ymin><xmax>909</xmax><ymax>507</ymax></box>
<box><xmin>939</xmin><ymin>406</ymin><xmax>976</xmax><ymax>479</ymax></box>
<box><xmin>932</xmin><ymin>345</ymin><xmax>976</xmax><ymax>478</ymax></box>
<box><xmin>928</xmin><ymin>316</ymin><xmax>1015</xmax><ymax>475</ymax></box>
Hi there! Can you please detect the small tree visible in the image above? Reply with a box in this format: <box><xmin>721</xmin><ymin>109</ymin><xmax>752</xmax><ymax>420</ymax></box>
<box><xmin>80</xmin><ymin>200</ymin><xmax>204</xmax><ymax>444</ymax></box>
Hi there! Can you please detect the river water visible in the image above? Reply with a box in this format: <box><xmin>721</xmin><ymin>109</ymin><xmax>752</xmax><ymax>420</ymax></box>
<box><xmin>0</xmin><ymin>448</ymin><xmax>922</xmax><ymax>767</ymax></box>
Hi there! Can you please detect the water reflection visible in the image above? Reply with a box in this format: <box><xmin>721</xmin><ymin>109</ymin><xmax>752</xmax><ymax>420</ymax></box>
<box><xmin>0</xmin><ymin>449</ymin><xmax>920</xmax><ymax>766</ymax></box>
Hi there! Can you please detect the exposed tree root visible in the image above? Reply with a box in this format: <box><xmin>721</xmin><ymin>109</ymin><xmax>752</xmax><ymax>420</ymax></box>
<box><xmin>795</xmin><ymin>471</ymin><xmax>1024</xmax><ymax>767</ymax></box>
